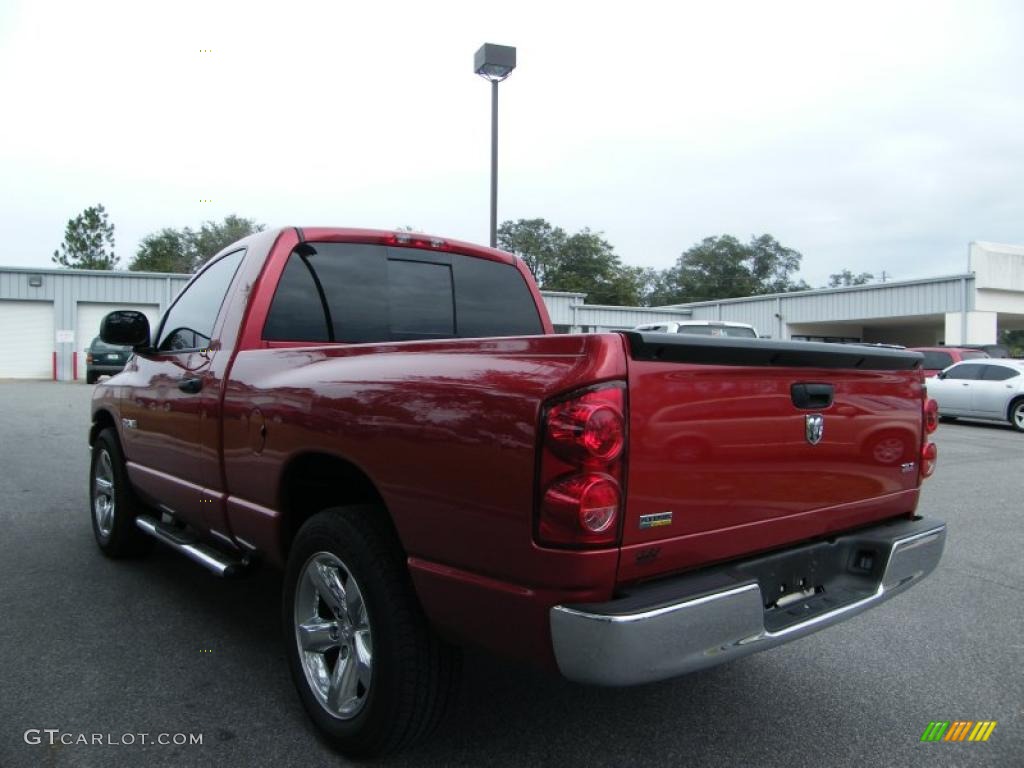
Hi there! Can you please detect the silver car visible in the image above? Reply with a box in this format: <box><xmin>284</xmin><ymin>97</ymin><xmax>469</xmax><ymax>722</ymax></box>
<box><xmin>925</xmin><ymin>359</ymin><xmax>1024</xmax><ymax>432</ymax></box>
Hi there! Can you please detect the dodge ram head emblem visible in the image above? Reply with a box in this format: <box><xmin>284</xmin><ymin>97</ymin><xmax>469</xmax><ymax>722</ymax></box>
<box><xmin>805</xmin><ymin>414</ymin><xmax>824</xmax><ymax>445</ymax></box>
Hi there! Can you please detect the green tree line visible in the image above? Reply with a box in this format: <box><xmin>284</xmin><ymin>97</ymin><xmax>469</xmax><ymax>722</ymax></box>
<box><xmin>497</xmin><ymin>218</ymin><xmax>814</xmax><ymax>306</ymax></box>
<box><xmin>51</xmin><ymin>205</ymin><xmax>263</xmax><ymax>273</ymax></box>
<box><xmin>50</xmin><ymin>206</ymin><xmax>912</xmax><ymax>314</ymax></box>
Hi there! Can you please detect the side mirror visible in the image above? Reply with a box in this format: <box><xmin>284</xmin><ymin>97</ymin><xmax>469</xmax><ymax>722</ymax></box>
<box><xmin>936</xmin><ymin>371</ymin><xmax>947</xmax><ymax>380</ymax></box>
<box><xmin>100</xmin><ymin>311</ymin><xmax>151</xmax><ymax>349</ymax></box>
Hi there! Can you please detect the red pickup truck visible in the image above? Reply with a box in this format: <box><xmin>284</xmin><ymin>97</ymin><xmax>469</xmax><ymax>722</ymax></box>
<box><xmin>90</xmin><ymin>227</ymin><xmax>946</xmax><ymax>757</ymax></box>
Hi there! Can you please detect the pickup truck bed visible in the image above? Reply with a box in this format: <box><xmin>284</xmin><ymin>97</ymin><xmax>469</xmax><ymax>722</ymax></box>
<box><xmin>88</xmin><ymin>226</ymin><xmax>944</xmax><ymax>757</ymax></box>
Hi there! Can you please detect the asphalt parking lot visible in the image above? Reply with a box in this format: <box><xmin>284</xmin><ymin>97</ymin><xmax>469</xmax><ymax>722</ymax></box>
<box><xmin>0</xmin><ymin>380</ymin><xmax>1020</xmax><ymax>768</ymax></box>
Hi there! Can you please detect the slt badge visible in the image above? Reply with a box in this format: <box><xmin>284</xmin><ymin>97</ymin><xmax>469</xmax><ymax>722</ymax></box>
<box><xmin>805</xmin><ymin>414</ymin><xmax>824</xmax><ymax>445</ymax></box>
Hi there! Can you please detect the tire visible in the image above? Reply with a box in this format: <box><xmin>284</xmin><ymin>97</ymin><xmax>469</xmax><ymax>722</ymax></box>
<box><xmin>283</xmin><ymin>506</ymin><xmax>461</xmax><ymax>758</ymax></box>
<box><xmin>1010</xmin><ymin>399</ymin><xmax>1024</xmax><ymax>433</ymax></box>
<box><xmin>89</xmin><ymin>428</ymin><xmax>153</xmax><ymax>558</ymax></box>
<box><xmin>86</xmin><ymin>370</ymin><xmax>98</xmax><ymax>384</ymax></box>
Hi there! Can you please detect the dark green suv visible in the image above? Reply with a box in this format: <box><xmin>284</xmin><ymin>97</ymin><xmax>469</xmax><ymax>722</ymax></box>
<box><xmin>85</xmin><ymin>336</ymin><xmax>131</xmax><ymax>384</ymax></box>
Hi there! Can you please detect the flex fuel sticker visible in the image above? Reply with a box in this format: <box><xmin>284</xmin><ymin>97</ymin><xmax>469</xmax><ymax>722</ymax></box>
<box><xmin>639</xmin><ymin>511</ymin><xmax>673</xmax><ymax>529</ymax></box>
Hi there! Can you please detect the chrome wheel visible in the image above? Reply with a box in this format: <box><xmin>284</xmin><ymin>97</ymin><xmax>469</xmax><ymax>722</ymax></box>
<box><xmin>294</xmin><ymin>552</ymin><xmax>373</xmax><ymax>720</ymax></box>
<box><xmin>93</xmin><ymin>448</ymin><xmax>116</xmax><ymax>537</ymax></box>
<box><xmin>1013</xmin><ymin>402</ymin><xmax>1024</xmax><ymax>431</ymax></box>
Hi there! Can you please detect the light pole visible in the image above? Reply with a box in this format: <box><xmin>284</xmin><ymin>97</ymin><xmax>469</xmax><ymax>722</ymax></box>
<box><xmin>474</xmin><ymin>43</ymin><xmax>516</xmax><ymax>248</ymax></box>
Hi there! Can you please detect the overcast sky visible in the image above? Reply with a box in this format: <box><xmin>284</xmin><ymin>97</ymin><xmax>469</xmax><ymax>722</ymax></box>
<box><xmin>0</xmin><ymin>0</ymin><xmax>1021</xmax><ymax>288</ymax></box>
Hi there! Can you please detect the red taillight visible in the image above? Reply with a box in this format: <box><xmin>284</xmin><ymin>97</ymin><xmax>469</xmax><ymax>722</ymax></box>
<box><xmin>921</xmin><ymin>442</ymin><xmax>937</xmax><ymax>478</ymax></box>
<box><xmin>547</xmin><ymin>401</ymin><xmax>625</xmax><ymax>464</ymax></box>
<box><xmin>924</xmin><ymin>398</ymin><xmax>939</xmax><ymax>434</ymax></box>
<box><xmin>537</xmin><ymin>385</ymin><xmax>626</xmax><ymax>548</ymax></box>
<box><xmin>540</xmin><ymin>474</ymin><xmax>621</xmax><ymax>546</ymax></box>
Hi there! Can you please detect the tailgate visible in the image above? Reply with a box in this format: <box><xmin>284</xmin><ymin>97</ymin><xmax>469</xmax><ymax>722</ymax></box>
<box><xmin>620</xmin><ymin>332</ymin><xmax>926</xmax><ymax>582</ymax></box>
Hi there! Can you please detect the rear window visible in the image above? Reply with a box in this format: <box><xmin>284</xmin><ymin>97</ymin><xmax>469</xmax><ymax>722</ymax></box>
<box><xmin>961</xmin><ymin>350</ymin><xmax>988</xmax><ymax>360</ymax></box>
<box><xmin>676</xmin><ymin>325</ymin><xmax>757</xmax><ymax>338</ymax></box>
<box><xmin>263</xmin><ymin>243</ymin><xmax>542</xmax><ymax>343</ymax></box>
<box><xmin>981</xmin><ymin>365</ymin><xmax>1020</xmax><ymax>381</ymax></box>
<box><xmin>920</xmin><ymin>351</ymin><xmax>954</xmax><ymax>369</ymax></box>
<box><xmin>387</xmin><ymin>259</ymin><xmax>455</xmax><ymax>338</ymax></box>
<box><xmin>89</xmin><ymin>337</ymin><xmax>124</xmax><ymax>351</ymax></box>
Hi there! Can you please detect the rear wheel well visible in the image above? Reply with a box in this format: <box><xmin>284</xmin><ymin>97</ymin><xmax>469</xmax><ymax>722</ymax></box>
<box><xmin>1009</xmin><ymin>396</ymin><xmax>1024</xmax><ymax>420</ymax></box>
<box><xmin>279</xmin><ymin>453</ymin><xmax>397</xmax><ymax>557</ymax></box>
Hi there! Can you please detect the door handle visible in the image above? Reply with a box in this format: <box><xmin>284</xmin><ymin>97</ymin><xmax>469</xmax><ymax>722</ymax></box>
<box><xmin>178</xmin><ymin>377</ymin><xmax>203</xmax><ymax>394</ymax></box>
<box><xmin>790</xmin><ymin>383</ymin><xmax>834</xmax><ymax>409</ymax></box>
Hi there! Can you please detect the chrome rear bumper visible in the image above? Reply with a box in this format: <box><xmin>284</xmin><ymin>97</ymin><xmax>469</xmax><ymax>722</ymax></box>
<box><xmin>550</xmin><ymin>517</ymin><xmax>945</xmax><ymax>686</ymax></box>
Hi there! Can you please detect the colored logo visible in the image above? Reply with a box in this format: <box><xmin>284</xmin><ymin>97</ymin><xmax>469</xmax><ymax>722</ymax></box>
<box><xmin>920</xmin><ymin>721</ymin><xmax>997</xmax><ymax>742</ymax></box>
<box><xmin>639</xmin><ymin>511</ymin><xmax>672</xmax><ymax>529</ymax></box>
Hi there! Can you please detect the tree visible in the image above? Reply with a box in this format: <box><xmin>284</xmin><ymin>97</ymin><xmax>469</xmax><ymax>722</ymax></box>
<box><xmin>624</xmin><ymin>266</ymin><xmax>667</xmax><ymax>307</ymax></box>
<box><xmin>1001</xmin><ymin>329</ymin><xmax>1024</xmax><ymax>357</ymax></box>
<box><xmin>544</xmin><ymin>229</ymin><xmax>643</xmax><ymax>305</ymax></box>
<box><xmin>129</xmin><ymin>215</ymin><xmax>263</xmax><ymax>273</ymax></box>
<box><xmin>52</xmin><ymin>204</ymin><xmax>118</xmax><ymax>269</ymax></box>
<box><xmin>643</xmin><ymin>268</ymin><xmax>685</xmax><ymax>307</ymax></box>
<box><xmin>827</xmin><ymin>269</ymin><xmax>874</xmax><ymax>288</ymax></box>
<box><xmin>656</xmin><ymin>234</ymin><xmax>809</xmax><ymax>304</ymax></box>
<box><xmin>132</xmin><ymin>228</ymin><xmax>196</xmax><ymax>273</ymax></box>
<box><xmin>191</xmin><ymin>215</ymin><xmax>264</xmax><ymax>265</ymax></box>
<box><xmin>498</xmin><ymin>219</ymin><xmax>645</xmax><ymax>304</ymax></box>
<box><xmin>747</xmin><ymin>234</ymin><xmax>810</xmax><ymax>294</ymax></box>
<box><xmin>497</xmin><ymin>218</ymin><xmax>568</xmax><ymax>287</ymax></box>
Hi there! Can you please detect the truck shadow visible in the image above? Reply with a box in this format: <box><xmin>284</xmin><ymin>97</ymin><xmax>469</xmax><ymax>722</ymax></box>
<box><xmin>127</xmin><ymin>546</ymin><xmax>786</xmax><ymax>767</ymax></box>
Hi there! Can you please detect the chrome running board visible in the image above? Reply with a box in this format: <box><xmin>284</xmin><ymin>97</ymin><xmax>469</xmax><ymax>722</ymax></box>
<box><xmin>135</xmin><ymin>515</ymin><xmax>249</xmax><ymax>577</ymax></box>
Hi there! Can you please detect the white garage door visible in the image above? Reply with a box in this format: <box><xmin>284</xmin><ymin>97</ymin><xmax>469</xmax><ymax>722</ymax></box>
<box><xmin>76</xmin><ymin>303</ymin><xmax>162</xmax><ymax>379</ymax></box>
<box><xmin>0</xmin><ymin>301</ymin><xmax>55</xmax><ymax>378</ymax></box>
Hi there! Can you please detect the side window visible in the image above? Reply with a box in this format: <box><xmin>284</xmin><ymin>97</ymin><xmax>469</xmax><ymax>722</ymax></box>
<box><xmin>157</xmin><ymin>250</ymin><xmax>245</xmax><ymax>352</ymax></box>
<box><xmin>981</xmin><ymin>365</ymin><xmax>1019</xmax><ymax>381</ymax></box>
<box><xmin>945</xmin><ymin>363</ymin><xmax>984</xmax><ymax>380</ymax></box>
<box><xmin>263</xmin><ymin>249</ymin><xmax>332</xmax><ymax>342</ymax></box>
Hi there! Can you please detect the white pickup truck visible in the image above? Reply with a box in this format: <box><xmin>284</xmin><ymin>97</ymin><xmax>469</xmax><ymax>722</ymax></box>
<box><xmin>633</xmin><ymin>320</ymin><xmax>760</xmax><ymax>338</ymax></box>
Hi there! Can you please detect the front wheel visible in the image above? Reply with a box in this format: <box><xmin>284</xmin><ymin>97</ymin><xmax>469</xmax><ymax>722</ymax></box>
<box><xmin>1010</xmin><ymin>400</ymin><xmax>1024</xmax><ymax>432</ymax></box>
<box><xmin>283</xmin><ymin>506</ymin><xmax>460</xmax><ymax>757</ymax></box>
<box><xmin>89</xmin><ymin>428</ymin><xmax>153</xmax><ymax>557</ymax></box>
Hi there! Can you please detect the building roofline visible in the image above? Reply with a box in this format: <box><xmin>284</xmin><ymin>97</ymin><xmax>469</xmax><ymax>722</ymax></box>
<box><xmin>576</xmin><ymin>303</ymin><xmax>693</xmax><ymax>315</ymax></box>
<box><xmin>539</xmin><ymin>290</ymin><xmax>588</xmax><ymax>298</ymax></box>
<box><xmin>970</xmin><ymin>240</ymin><xmax>1024</xmax><ymax>256</ymax></box>
<box><xmin>658</xmin><ymin>272</ymin><xmax>976</xmax><ymax>309</ymax></box>
<box><xmin>0</xmin><ymin>266</ymin><xmax>192</xmax><ymax>279</ymax></box>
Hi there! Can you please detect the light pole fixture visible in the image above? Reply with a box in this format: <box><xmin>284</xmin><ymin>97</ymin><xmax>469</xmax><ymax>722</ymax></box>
<box><xmin>474</xmin><ymin>43</ymin><xmax>516</xmax><ymax>248</ymax></box>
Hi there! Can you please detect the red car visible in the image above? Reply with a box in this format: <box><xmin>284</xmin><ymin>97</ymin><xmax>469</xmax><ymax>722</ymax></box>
<box><xmin>90</xmin><ymin>228</ymin><xmax>945</xmax><ymax>757</ymax></box>
<box><xmin>910</xmin><ymin>346</ymin><xmax>989</xmax><ymax>376</ymax></box>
